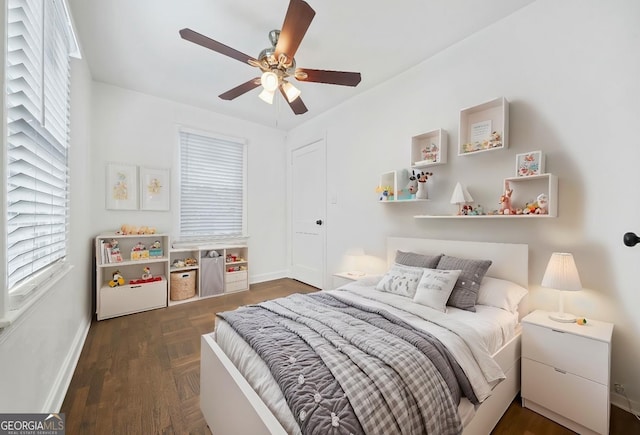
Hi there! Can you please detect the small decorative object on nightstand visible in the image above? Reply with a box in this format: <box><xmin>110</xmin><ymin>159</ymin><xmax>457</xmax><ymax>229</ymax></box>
<box><xmin>541</xmin><ymin>252</ymin><xmax>582</xmax><ymax>323</ymax></box>
<box><xmin>332</xmin><ymin>271</ymin><xmax>369</xmax><ymax>288</ymax></box>
<box><xmin>521</xmin><ymin>310</ymin><xmax>613</xmax><ymax>435</ymax></box>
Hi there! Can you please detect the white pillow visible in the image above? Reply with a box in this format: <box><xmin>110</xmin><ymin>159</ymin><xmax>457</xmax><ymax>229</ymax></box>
<box><xmin>375</xmin><ymin>263</ymin><xmax>425</xmax><ymax>298</ymax></box>
<box><xmin>477</xmin><ymin>276</ymin><xmax>528</xmax><ymax>313</ymax></box>
<box><xmin>413</xmin><ymin>268</ymin><xmax>462</xmax><ymax>312</ymax></box>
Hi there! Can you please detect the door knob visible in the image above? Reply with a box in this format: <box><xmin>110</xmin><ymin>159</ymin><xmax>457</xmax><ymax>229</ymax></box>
<box><xmin>316</xmin><ymin>219</ymin><xmax>323</xmax><ymax>225</ymax></box>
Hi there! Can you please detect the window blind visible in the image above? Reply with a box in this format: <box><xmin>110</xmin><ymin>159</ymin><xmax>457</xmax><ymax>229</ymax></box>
<box><xmin>178</xmin><ymin>130</ymin><xmax>246</xmax><ymax>242</ymax></box>
<box><xmin>6</xmin><ymin>0</ymin><xmax>72</xmax><ymax>292</ymax></box>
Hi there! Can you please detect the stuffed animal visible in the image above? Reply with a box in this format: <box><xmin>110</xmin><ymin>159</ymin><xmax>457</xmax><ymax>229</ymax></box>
<box><xmin>109</xmin><ymin>270</ymin><xmax>125</xmax><ymax>287</ymax></box>
<box><xmin>406</xmin><ymin>171</ymin><xmax>418</xmax><ymax>195</ymax></box>
<box><xmin>489</xmin><ymin>131</ymin><xmax>502</xmax><ymax>148</ymax></box>
<box><xmin>536</xmin><ymin>194</ymin><xmax>549</xmax><ymax>214</ymax></box>
<box><xmin>499</xmin><ymin>181</ymin><xmax>514</xmax><ymax>214</ymax></box>
<box><xmin>141</xmin><ymin>267</ymin><xmax>152</xmax><ymax>280</ymax></box>
<box><xmin>416</xmin><ymin>171</ymin><xmax>433</xmax><ymax>182</ymax></box>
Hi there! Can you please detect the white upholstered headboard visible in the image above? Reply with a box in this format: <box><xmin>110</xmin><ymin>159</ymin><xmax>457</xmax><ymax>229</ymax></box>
<box><xmin>387</xmin><ymin>237</ymin><xmax>530</xmax><ymax>319</ymax></box>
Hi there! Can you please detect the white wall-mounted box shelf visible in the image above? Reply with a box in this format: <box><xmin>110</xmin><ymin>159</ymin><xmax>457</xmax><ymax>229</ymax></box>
<box><xmin>415</xmin><ymin>173</ymin><xmax>558</xmax><ymax>218</ymax></box>
<box><xmin>411</xmin><ymin>129</ymin><xmax>447</xmax><ymax>168</ymax></box>
<box><xmin>459</xmin><ymin>97</ymin><xmax>509</xmax><ymax>156</ymax></box>
<box><xmin>503</xmin><ymin>173</ymin><xmax>558</xmax><ymax>217</ymax></box>
<box><xmin>377</xmin><ymin>170</ymin><xmax>430</xmax><ymax>202</ymax></box>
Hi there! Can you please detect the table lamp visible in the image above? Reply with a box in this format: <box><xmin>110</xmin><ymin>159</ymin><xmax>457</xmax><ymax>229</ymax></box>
<box><xmin>450</xmin><ymin>182</ymin><xmax>473</xmax><ymax>215</ymax></box>
<box><xmin>344</xmin><ymin>247</ymin><xmax>366</xmax><ymax>277</ymax></box>
<box><xmin>541</xmin><ymin>252</ymin><xmax>582</xmax><ymax>323</ymax></box>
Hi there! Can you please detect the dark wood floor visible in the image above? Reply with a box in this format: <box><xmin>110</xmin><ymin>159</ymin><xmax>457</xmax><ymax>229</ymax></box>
<box><xmin>62</xmin><ymin>278</ymin><xmax>640</xmax><ymax>434</ymax></box>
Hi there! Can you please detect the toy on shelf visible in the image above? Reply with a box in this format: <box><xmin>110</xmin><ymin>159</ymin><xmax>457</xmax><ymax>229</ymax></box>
<box><xmin>129</xmin><ymin>266</ymin><xmax>162</xmax><ymax>285</ymax></box>
<box><xmin>462</xmin><ymin>131</ymin><xmax>503</xmax><ymax>154</ymax></box>
<box><xmin>520</xmin><ymin>193</ymin><xmax>549</xmax><ymax>215</ymax></box>
<box><xmin>172</xmin><ymin>259</ymin><xmax>186</xmax><ymax>268</ymax></box>
<box><xmin>109</xmin><ymin>239</ymin><xmax>123</xmax><ymax>262</ymax></box>
<box><xmin>415</xmin><ymin>171</ymin><xmax>433</xmax><ymax>200</ymax></box>
<box><xmin>406</xmin><ymin>172</ymin><xmax>418</xmax><ymax>197</ymax></box>
<box><xmin>421</xmin><ymin>143</ymin><xmax>439</xmax><ymax>163</ymax></box>
<box><xmin>172</xmin><ymin>257</ymin><xmax>198</xmax><ymax>269</ymax></box>
<box><xmin>149</xmin><ymin>240</ymin><xmax>163</xmax><ymax>258</ymax></box>
<box><xmin>131</xmin><ymin>241</ymin><xmax>150</xmax><ymax>260</ymax></box>
<box><xmin>142</xmin><ymin>267</ymin><xmax>152</xmax><ymax>280</ymax></box>
<box><xmin>376</xmin><ymin>185</ymin><xmax>394</xmax><ymax>201</ymax></box>
<box><xmin>536</xmin><ymin>193</ymin><xmax>549</xmax><ymax>214</ymax></box>
<box><xmin>117</xmin><ymin>224</ymin><xmax>157</xmax><ymax>235</ymax></box>
<box><xmin>498</xmin><ymin>181</ymin><xmax>514</xmax><ymax>214</ymax></box>
<box><xmin>109</xmin><ymin>270</ymin><xmax>125</xmax><ymax>287</ymax></box>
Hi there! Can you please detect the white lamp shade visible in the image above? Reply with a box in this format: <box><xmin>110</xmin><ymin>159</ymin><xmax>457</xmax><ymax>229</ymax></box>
<box><xmin>260</xmin><ymin>71</ymin><xmax>279</xmax><ymax>92</ymax></box>
<box><xmin>282</xmin><ymin>81</ymin><xmax>301</xmax><ymax>102</ymax></box>
<box><xmin>541</xmin><ymin>252</ymin><xmax>582</xmax><ymax>291</ymax></box>
<box><xmin>258</xmin><ymin>88</ymin><xmax>275</xmax><ymax>104</ymax></box>
<box><xmin>450</xmin><ymin>182</ymin><xmax>474</xmax><ymax>204</ymax></box>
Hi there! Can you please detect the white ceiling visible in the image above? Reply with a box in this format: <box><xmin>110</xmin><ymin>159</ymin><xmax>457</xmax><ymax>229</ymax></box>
<box><xmin>68</xmin><ymin>0</ymin><xmax>535</xmax><ymax>131</ymax></box>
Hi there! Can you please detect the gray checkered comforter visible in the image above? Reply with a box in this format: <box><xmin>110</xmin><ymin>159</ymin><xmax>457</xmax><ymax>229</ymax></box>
<box><xmin>218</xmin><ymin>292</ymin><xmax>475</xmax><ymax>435</ymax></box>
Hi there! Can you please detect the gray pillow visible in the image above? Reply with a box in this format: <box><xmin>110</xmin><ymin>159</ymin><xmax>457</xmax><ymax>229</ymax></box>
<box><xmin>395</xmin><ymin>250</ymin><xmax>442</xmax><ymax>268</ymax></box>
<box><xmin>436</xmin><ymin>255</ymin><xmax>492</xmax><ymax>312</ymax></box>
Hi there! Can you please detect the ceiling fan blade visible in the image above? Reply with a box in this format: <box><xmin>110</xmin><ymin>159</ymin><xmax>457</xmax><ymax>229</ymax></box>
<box><xmin>274</xmin><ymin>0</ymin><xmax>315</xmax><ymax>62</ymax></box>
<box><xmin>179</xmin><ymin>28</ymin><xmax>258</xmax><ymax>66</ymax></box>
<box><xmin>295</xmin><ymin>68</ymin><xmax>362</xmax><ymax>87</ymax></box>
<box><xmin>279</xmin><ymin>86</ymin><xmax>308</xmax><ymax>115</ymax></box>
<box><xmin>219</xmin><ymin>78</ymin><xmax>261</xmax><ymax>100</ymax></box>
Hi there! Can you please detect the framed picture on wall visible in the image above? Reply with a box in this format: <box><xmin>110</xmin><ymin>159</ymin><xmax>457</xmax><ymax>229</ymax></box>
<box><xmin>515</xmin><ymin>151</ymin><xmax>544</xmax><ymax>177</ymax></box>
<box><xmin>105</xmin><ymin>163</ymin><xmax>138</xmax><ymax>210</ymax></box>
<box><xmin>139</xmin><ymin>167</ymin><xmax>170</xmax><ymax>211</ymax></box>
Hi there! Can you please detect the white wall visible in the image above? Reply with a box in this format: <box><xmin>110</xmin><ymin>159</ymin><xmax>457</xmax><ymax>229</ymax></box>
<box><xmin>0</xmin><ymin>57</ymin><xmax>94</xmax><ymax>412</ymax></box>
<box><xmin>287</xmin><ymin>0</ymin><xmax>640</xmax><ymax>411</ymax></box>
<box><xmin>89</xmin><ymin>82</ymin><xmax>289</xmax><ymax>283</ymax></box>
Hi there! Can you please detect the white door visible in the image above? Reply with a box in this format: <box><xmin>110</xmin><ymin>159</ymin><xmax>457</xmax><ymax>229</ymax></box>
<box><xmin>291</xmin><ymin>139</ymin><xmax>325</xmax><ymax>289</ymax></box>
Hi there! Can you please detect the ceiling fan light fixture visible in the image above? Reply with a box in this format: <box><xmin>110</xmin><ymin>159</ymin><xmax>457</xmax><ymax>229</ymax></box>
<box><xmin>260</xmin><ymin>71</ymin><xmax>279</xmax><ymax>92</ymax></box>
<box><xmin>282</xmin><ymin>81</ymin><xmax>301</xmax><ymax>102</ymax></box>
<box><xmin>258</xmin><ymin>88</ymin><xmax>275</xmax><ymax>104</ymax></box>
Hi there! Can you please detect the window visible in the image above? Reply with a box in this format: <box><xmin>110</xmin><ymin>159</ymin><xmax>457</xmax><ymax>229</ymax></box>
<box><xmin>4</xmin><ymin>0</ymin><xmax>77</xmax><ymax>310</ymax></box>
<box><xmin>177</xmin><ymin>129</ymin><xmax>247</xmax><ymax>244</ymax></box>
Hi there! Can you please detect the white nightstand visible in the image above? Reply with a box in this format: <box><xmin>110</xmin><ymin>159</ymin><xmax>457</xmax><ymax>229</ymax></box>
<box><xmin>521</xmin><ymin>310</ymin><xmax>614</xmax><ymax>435</ymax></box>
<box><xmin>332</xmin><ymin>271</ymin><xmax>369</xmax><ymax>288</ymax></box>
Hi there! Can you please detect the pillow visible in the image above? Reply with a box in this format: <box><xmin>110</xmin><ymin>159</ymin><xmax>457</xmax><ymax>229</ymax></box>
<box><xmin>413</xmin><ymin>268</ymin><xmax>462</xmax><ymax>312</ymax></box>
<box><xmin>395</xmin><ymin>250</ymin><xmax>442</xmax><ymax>268</ymax></box>
<box><xmin>375</xmin><ymin>263</ymin><xmax>425</xmax><ymax>298</ymax></box>
<box><xmin>436</xmin><ymin>255</ymin><xmax>492</xmax><ymax>312</ymax></box>
<box><xmin>477</xmin><ymin>276</ymin><xmax>528</xmax><ymax>313</ymax></box>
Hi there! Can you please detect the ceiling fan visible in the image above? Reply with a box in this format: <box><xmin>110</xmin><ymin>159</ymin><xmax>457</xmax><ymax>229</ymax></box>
<box><xmin>179</xmin><ymin>0</ymin><xmax>361</xmax><ymax>115</ymax></box>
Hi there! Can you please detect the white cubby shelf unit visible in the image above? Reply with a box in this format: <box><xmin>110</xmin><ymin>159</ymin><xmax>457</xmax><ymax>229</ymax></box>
<box><xmin>378</xmin><ymin>170</ymin><xmax>430</xmax><ymax>202</ymax></box>
<box><xmin>411</xmin><ymin>129</ymin><xmax>447</xmax><ymax>168</ymax></box>
<box><xmin>459</xmin><ymin>97</ymin><xmax>509</xmax><ymax>156</ymax></box>
<box><xmin>95</xmin><ymin>233</ymin><xmax>250</xmax><ymax>319</ymax></box>
<box><xmin>95</xmin><ymin>233</ymin><xmax>170</xmax><ymax>321</ymax></box>
<box><xmin>414</xmin><ymin>173</ymin><xmax>558</xmax><ymax>218</ymax></box>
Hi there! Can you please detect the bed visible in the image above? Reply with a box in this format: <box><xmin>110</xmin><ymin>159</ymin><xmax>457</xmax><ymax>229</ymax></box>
<box><xmin>200</xmin><ymin>237</ymin><xmax>529</xmax><ymax>434</ymax></box>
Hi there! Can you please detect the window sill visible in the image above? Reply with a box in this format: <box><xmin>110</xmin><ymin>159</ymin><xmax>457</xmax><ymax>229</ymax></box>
<box><xmin>0</xmin><ymin>263</ymin><xmax>75</xmax><ymax>330</ymax></box>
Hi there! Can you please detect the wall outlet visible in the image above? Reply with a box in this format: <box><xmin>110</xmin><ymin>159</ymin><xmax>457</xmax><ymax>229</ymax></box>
<box><xmin>614</xmin><ymin>383</ymin><xmax>625</xmax><ymax>394</ymax></box>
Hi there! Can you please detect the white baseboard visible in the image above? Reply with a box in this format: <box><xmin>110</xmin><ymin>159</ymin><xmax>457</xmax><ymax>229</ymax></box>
<box><xmin>250</xmin><ymin>270</ymin><xmax>289</xmax><ymax>284</ymax></box>
<box><xmin>43</xmin><ymin>316</ymin><xmax>91</xmax><ymax>413</ymax></box>
<box><xmin>611</xmin><ymin>391</ymin><xmax>640</xmax><ymax>417</ymax></box>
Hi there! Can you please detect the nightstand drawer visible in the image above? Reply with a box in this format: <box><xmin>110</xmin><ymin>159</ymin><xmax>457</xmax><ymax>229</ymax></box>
<box><xmin>522</xmin><ymin>322</ymin><xmax>608</xmax><ymax>384</ymax></box>
<box><xmin>522</xmin><ymin>358</ymin><xmax>608</xmax><ymax>435</ymax></box>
